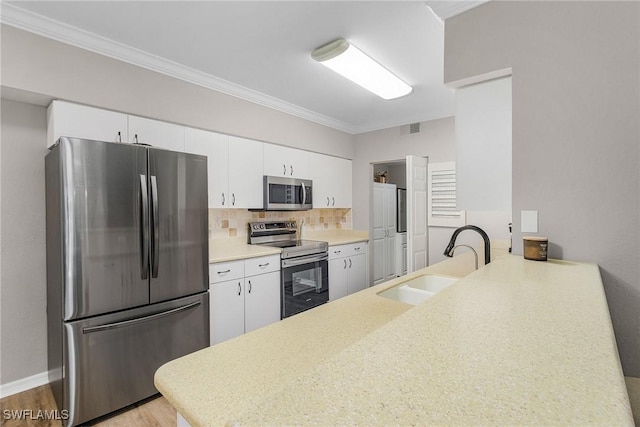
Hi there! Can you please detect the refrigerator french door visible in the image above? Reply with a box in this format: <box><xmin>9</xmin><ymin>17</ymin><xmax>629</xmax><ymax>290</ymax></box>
<box><xmin>46</xmin><ymin>137</ymin><xmax>209</xmax><ymax>427</ymax></box>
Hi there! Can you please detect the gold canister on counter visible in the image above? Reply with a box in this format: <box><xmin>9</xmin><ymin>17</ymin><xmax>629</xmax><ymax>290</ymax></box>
<box><xmin>523</xmin><ymin>236</ymin><xmax>548</xmax><ymax>261</ymax></box>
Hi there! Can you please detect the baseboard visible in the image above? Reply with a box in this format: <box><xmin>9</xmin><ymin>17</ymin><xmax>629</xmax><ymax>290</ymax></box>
<box><xmin>0</xmin><ymin>371</ymin><xmax>49</xmax><ymax>398</ymax></box>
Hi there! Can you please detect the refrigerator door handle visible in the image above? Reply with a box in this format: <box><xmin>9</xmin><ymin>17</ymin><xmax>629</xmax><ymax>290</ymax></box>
<box><xmin>150</xmin><ymin>175</ymin><xmax>160</xmax><ymax>278</ymax></box>
<box><xmin>81</xmin><ymin>301</ymin><xmax>201</xmax><ymax>334</ymax></box>
<box><xmin>140</xmin><ymin>175</ymin><xmax>149</xmax><ymax>280</ymax></box>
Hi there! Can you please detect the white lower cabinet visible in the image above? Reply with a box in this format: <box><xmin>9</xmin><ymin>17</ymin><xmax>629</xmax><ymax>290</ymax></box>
<box><xmin>328</xmin><ymin>243</ymin><xmax>367</xmax><ymax>301</ymax></box>
<box><xmin>209</xmin><ymin>255</ymin><xmax>280</xmax><ymax>345</ymax></box>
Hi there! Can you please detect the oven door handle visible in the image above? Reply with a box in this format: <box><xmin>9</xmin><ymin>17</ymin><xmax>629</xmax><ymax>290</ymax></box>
<box><xmin>281</xmin><ymin>253</ymin><xmax>328</xmax><ymax>268</ymax></box>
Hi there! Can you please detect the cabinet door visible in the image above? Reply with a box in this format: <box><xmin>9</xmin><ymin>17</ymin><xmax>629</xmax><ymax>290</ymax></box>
<box><xmin>47</xmin><ymin>100</ymin><xmax>128</xmax><ymax>148</ymax></box>
<box><xmin>288</xmin><ymin>147</ymin><xmax>309</xmax><ymax>179</ymax></box>
<box><xmin>210</xmin><ymin>280</ymin><xmax>244</xmax><ymax>345</ymax></box>
<box><xmin>128</xmin><ymin>116</ymin><xmax>185</xmax><ymax>152</ymax></box>
<box><xmin>244</xmin><ymin>271</ymin><xmax>280</xmax><ymax>333</ymax></box>
<box><xmin>372</xmin><ymin>184</ymin><xmax>387</xmax><ymax>285</ymax></box>
<box><xmin>333</xmin><ymin>157</ymin><xmax>352</xmax><ymax>208</ymax></box>
<box><xmin>385</xmin><ymin>186</ymin><xmax>397</xmax><ymax>279</ymax></box>
<box><xmin>329</xmin><ymin>258</ymin><xmax>349</xmax><ymax>301</ymax></box>
<box><xmin>348</xmin><ymin>254</ymin><xmax>367</xmax><ymax>295</ymax></box>
<box><xmin>228</xmin><ymin>136</ymin><xmax>264</xmax><ymax>209</ymax></box>
<box><xmin>309</xmin><ymin>153</ymin><xmax>332</xmax><ymax>208</ymax></box>
<box><xmin>185</xmin><ymin>128</ymin><xmax>229</xmax><ymax>208</ymax></box>
<box><xmin>263</xmin><ymin>144</ymin><xmax>290</xmax><ymax>177</ymax></box>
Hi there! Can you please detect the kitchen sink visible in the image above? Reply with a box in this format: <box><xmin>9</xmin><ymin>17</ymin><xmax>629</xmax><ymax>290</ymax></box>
<box><xmin>377</xmin><ymin>274</ymin><xmax>458</xmax><ymax>305</ymax></box>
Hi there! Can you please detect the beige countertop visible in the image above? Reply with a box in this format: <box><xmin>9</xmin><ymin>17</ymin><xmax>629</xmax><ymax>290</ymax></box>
<box><xmin>209</xmin><ymin>230</ymin><xmax>369</xmax><ymax>263</ymax></box>
<box><xmin>156</xmin><ymin>252</ymin><xmax>633</xmax><ymax>426</ymax></box>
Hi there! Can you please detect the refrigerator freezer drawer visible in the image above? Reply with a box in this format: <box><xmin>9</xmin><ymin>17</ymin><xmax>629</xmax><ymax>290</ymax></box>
<box><xmin>59</xmin><ymin>293</ymin><xmax>209</xmax><ymax>427</ymax></box>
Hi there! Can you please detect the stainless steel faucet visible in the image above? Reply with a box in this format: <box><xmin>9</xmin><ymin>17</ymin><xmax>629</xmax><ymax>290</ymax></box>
<box><xmin>444</xmin><ymin>225</ymin><xmax>491</xmax><ymax>265</ymax></box>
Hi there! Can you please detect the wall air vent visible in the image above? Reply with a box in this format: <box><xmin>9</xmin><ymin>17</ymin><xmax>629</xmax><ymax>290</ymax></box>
<box><xmin>409</xmin><ymin>122</ymin><xmax>421</xmax><ymax>134</ymax></box>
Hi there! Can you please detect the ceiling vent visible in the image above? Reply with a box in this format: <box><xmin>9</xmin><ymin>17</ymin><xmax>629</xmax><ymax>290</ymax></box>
<box><xmin>409</xmin><ymin>122</ymin><xmax>421</xmax><ymax>134</ymax></box>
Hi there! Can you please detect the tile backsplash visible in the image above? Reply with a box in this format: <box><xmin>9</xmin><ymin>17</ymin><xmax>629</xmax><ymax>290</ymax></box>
<box><xmin>209</xmin><ymin>208</ymin><xmax>352</xmax><ymax>239</ymax></box>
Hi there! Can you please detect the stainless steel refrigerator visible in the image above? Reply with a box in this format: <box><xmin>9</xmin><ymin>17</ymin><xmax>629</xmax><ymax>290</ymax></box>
<box><xmin>45</xmin><ymin>137</ymin><xmax>210</xmax><ymax>426</ymax></box>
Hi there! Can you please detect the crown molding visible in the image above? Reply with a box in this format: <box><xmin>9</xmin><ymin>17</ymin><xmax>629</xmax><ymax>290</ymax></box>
<box><xmin>424</xmin><ymin>1</ymin><xmax>490</xmax><ymax>20</ymax></box>
<box><xmin>0</xmin><ymin>3</ymin><xmax>359</xmax><ymax>134</ymax></box>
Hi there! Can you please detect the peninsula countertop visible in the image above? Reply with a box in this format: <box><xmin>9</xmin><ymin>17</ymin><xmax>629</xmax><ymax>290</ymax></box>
<box><xmin>156</xmin><ymin>254</ymin><xmax>633</xmax><ymax>426</ymax></box>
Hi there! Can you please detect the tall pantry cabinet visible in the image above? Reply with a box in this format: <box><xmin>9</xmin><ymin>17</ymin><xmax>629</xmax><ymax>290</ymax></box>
<box><xmin>372</xmin><ymin>183</ymin><xmax>397</xmax><ymax>285</ymax></box>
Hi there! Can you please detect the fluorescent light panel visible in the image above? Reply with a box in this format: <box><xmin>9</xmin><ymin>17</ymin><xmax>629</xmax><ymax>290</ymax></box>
<box><xmin>312</xmin><ymin>39</ymin><xmax>412</xmax><ymax>100</ymax></box>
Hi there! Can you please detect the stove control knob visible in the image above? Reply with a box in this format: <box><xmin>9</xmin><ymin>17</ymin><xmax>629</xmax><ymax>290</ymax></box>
<box><xmin>260</xmin><ymin>224</ymin><xmax>266</xmax><ymax>229</ymax></box>
<box><xmin>252</xmin><ymin>225</ymin><xmax>259</xmax><ymax>230</ymax></box>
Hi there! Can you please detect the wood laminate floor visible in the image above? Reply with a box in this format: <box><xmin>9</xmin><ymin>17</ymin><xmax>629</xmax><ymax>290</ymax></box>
<box><xmin>0</xmin><ymin>385</ymin><xmax>175</xmax><ymax>427</ymax></box>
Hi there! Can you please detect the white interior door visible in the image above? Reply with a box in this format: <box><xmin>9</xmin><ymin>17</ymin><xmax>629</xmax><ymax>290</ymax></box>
<box><xmin>406</xmin><ymin>155</ymin><xmax>428</xmax><ymax>273</ymax></box>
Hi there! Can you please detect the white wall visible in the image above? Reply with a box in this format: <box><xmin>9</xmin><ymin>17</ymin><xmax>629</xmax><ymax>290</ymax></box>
<box><xmin>0</xmin><ymin>100</ymin><xmax>48</xmax><ymax>384</ymax></box>
<box><xmin>0</xmin><ymin>25</ymin><xmax>354</xmax><ymax>159</ymax></box>
<box><xmin>445</xmin><ymin>0</ymin><xmax>640</xmax><ymax>376</ymax></box>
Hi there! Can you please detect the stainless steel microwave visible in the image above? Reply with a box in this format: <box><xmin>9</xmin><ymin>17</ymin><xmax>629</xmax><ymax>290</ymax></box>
<box><xmin>262</xmin><ymin>176</ymin><xmax>312</xmax><ymax>211</ymax></box>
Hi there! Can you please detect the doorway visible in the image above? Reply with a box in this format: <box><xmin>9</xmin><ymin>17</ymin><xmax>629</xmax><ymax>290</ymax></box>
<box><xmin>369</xmin><ymin>156</ymin><xmax>428</xmax><ymax>286</ymax></box>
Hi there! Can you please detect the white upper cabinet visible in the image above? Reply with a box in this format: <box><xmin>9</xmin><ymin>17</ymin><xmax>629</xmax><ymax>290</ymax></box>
<box><xmin>47</xmin><ymin>100</ymin><xmax>128</xmax><ymax>148</ymax></box>
<box><xmin>184</xmin><ymin>130</ymin><xmax>264</xmax><ymax>209</ymax></box>
<box><xmin>309</xmin><ymin>153</ymin><xmax>352</xmax><ymax>208</ymax></box>
<box><xmin>228</xmin><ymin>136</ymin><xmax>264</xmax><ymax>209</ymax></box>
<box><xmin>184</xmin><ymin>128</ymin><xmax>229</xmax><ymax>209</ymax></box>
<box><xmin>263</xmin><ymin>144</ymin><xmax>309</xmax><ymax>179</ymax></box>
<box><xmin>128</xmin><ymin>116</ymin><xmax>185</xmax><ymax>152</ymax></box>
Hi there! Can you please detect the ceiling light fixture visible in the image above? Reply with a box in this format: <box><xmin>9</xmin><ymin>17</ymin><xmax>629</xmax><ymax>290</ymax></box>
<box><xmin>311</xmin><ymin>38</ymin><xmax>412</xmax><ymax>100</ymax></box>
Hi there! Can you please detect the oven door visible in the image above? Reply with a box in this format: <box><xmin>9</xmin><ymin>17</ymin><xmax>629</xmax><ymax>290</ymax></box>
<box><xmin>281</xmin><ymin>253</ymin><xmax>328</xmax><ymax>318</ymax></box>
<box><xmin>264</xmin><ymin>176</ymin><xmax>312</xmax><ymax>210</ymax></box>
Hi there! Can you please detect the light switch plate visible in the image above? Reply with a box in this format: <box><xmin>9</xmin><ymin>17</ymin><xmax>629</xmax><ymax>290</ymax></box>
<box><xmin>521</xmin><ymin>210</ymin><xmax>538</xmax><ymax>233</ymax></box>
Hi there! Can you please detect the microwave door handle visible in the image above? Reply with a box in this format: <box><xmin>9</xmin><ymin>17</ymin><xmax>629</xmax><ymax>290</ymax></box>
<box><xmin>301</xmin><ymin>182</ymin><xmax>306</xmax><ymax>205</ymax></box>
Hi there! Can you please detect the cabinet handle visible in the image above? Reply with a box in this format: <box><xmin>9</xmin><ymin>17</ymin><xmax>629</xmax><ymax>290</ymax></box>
<box><xmin>354</xmin><ymin>247</ymin><xmax>360</xmax><ymax>251</ymax></box>
<box><xmin>117</xmin><ymin>131</ymin><xmax>122</xmax><ymax>143</ymax></box>
<box><xmin>221</xmin><ymin>193</ymin><xmax>225</xmax><ymax>206</ymax></box>
<box><xmin>290</xmin><ymin>165</ymin><xmax>294</xmax><ymax>176</ymax></box>
<box><xmin>349</xmin><ymin>259</ymin><xmax>352</xmax><ymax>268</ymax></box>
<box><xmin>326</xmin><ymin>197</ymin><xmax>330</xmax><ymax>206</ymax></box>
<box><xmin>232</xmin><ymin>193</ymin><xmax>236</xmax><ymax>206</ymax></box>
<box><xmin>332</xmin><ymin>197</ymin><xmax>335</xmax><ymax>206</ymax></box>
<box><xmin>334</xmin><ymin>250</ymin><xmax>341</xmax><ymax>254</ymax></box>
<box><xmin>238</xmin><ymin>282</ymin><xmax>242</xmax><ymax>296</ymax></box>
<box><xmin>134</xmin><ymin>134</ymin><xmax>139</xmax><ymax>144</ymax></box>
<box><xmin>343</xmin><ymin>259</ymin><xmax>347</xmax><ymax>269</ymax></box>
<box><xmin>248</xmin><ymin>280</ymin><xmax>252</xmax><ymax>293</ymax></box>
<box><xmin>283</xmin><ymin>164</ymin><xmax>287</xmax><ymax>175</ymax></box>
<box><xmin>258</xmin><ymin>263</ymin><xmax>270</xmax><ymax>268</ymax></box>
<box><xmin>217</xmin><ymin>269</ymin><xmax>231</xmax><ymax>275</ymax></box>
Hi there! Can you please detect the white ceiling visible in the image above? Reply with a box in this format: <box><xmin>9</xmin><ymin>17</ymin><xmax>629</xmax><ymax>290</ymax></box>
<box><xmin>2</xmin><ymin>1</ymin><xmax>485</xmax><ymax>134</ymax></box>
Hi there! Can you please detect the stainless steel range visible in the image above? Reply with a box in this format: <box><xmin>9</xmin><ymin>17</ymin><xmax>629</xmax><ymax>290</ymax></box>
<box><xmin>248</xmin><ymin>221</ymin><xmax>328</xmax><ymax>318</ymax></box>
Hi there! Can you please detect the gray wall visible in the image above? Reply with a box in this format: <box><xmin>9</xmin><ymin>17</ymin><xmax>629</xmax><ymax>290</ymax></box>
<box><xmin>0</xmin><ymin>25</ymin><xmax>354</xmax><ymax>159</ymax></box>
<box><xmin>0</xmin><ymin>100</ymin><xmax>48</xmax><ymax>383</ymax></box>
<box><xmin>445</xmin><ymin>1</ymin><xmax>640</xmax><ymax>376</ymax></box>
